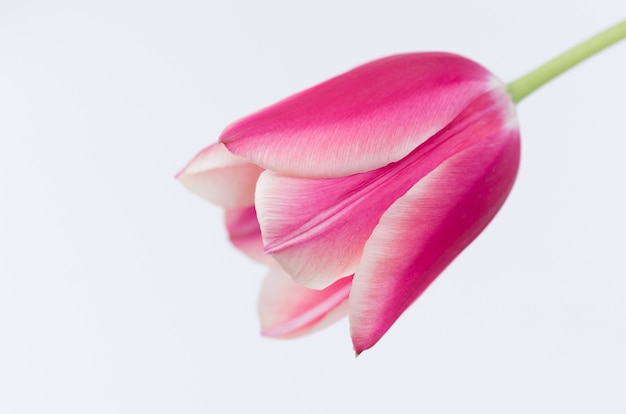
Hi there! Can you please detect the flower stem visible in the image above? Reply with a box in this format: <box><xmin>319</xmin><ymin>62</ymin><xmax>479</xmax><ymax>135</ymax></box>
<box><xmin>508</xmin><ymin>19</ymin><xmax>626</xmax><ymax>103</ymax></box>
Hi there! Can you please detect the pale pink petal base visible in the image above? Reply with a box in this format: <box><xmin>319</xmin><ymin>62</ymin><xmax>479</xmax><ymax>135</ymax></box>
<box><xmin>349</xmin><ymin>126</ymin><xmax>520</xmax><ymax>354</ymax></box>
<box><xmin>177</xmin><ymin>142</ymin><xmax>264</xmax><ymax>208</ymax></box>
<box><xmin>259</xmin><ymin>267</ymin><xmax>352</xmax><ymax>338</ymax></box>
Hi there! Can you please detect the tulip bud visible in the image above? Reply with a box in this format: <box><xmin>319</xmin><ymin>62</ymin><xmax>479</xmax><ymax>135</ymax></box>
<box><xmin>178</xmin><ymin>52</ymin><xmax>520</xmax><ymax>353</ymax></box>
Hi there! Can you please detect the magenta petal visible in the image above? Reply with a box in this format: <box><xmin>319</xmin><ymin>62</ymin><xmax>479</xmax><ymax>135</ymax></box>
<box><xmin>225</xmin><ymin>206</ymin><xmax>274</xmax><ymax>265</ymax></box>
<box><xmin>255</xmin><ymin>88</ymin><xmax>515</xmax><ymax>290</ymax></box>
<box><xmin>221</xmin><ymin>53</ymin><xmax>497</xmax><ymax>177</ymax></box>
<box><xmin>177</xmin><ymin>142</ymin><xmax>264</xmax><ymax>208</ymax></box>
<box><xmin>259</xmin><ymin>267</ymin><xmax>352</xmax><ymax>338</ymax></box>
<box><xmin>349</xmin><ymin>124</ymin><xmax>520</xmax><ymax>354</ymax></box>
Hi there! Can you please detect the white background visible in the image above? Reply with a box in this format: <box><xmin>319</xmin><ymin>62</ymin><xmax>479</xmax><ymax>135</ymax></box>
<box><xmin>1</xmin><ymin>1</ymin><xmax>625</xmax><ymax>413</ymax></box>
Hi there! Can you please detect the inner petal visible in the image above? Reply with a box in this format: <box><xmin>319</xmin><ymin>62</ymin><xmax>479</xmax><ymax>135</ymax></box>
<box><xmin>225</xmin><ymin>206</ymin><xmax>275</xmax><ymax>265</ymax></box>
<box><xmin>258</xmin><ymin>267</ymin><xmax>352</xmax><ymax>338</ymax></box>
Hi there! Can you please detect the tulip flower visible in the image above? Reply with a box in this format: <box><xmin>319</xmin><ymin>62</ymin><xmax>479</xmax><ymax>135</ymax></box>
<box><xmin>178</xmin><ymin>20</ymin><xmax>626</xmax><ymax>353</ymax></box>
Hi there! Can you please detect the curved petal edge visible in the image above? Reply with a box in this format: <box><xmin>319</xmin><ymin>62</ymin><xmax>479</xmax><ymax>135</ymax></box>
<box><xmin>259</xmin><ymin>267</ymin><xmax>352</xmax><ymax>338</ymax></box>
<box><xmin>177</xmin><ymin>142</ymin><xmax>264</xmax><ymax>208</ymax></box>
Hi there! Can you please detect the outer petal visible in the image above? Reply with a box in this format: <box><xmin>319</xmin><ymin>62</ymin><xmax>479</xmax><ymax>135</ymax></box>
<box><xmin>255</xmin><ymin>88</ymin><xmax>515</xmax><ymax>289</ymax></box>
<box><xmin>221</xmin><ymin>53</ymin><xmax>497</xmax><ymax>178</ymax></box>
<box><xmin>349</xmin><ymin>123</ymin><xmax>520</xmax><ymax>354</ymax></box>
<box><xmin>225</xmin><ymin>206</ymin><xmax>274</xmax><ymax>265</ymax></box>
<box><xmin>258</xmin><ymin>267</ymin><xmax>352</xmax><ymax>338</ymax></box>
<box><xmin>176</xmin><ymin>142</ymin><xmax>264</xmax><ymax>208</ymax></box>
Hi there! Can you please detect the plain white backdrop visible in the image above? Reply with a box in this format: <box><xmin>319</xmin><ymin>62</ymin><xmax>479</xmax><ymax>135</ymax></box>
<box><xmin>1</xmin><ymin>1</ymin><xmax>625</xmax><ymax>413</ymax></box>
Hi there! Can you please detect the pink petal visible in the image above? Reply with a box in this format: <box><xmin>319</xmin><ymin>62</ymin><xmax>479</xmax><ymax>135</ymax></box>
<box><xmin>256</xmin><ymin>169</ymin><xmax>387</xmax><ymax>289</ymax></box>
<box><xmin>255</xmin><ymin>88</ymin><xmax>515</xmax><ymax>290</ymax></box>
<box><xmin>258</xmin><ymin>267</ymin><xmax>352</xmax><ymax>338</ymax></box>
<box><xmin>221</xmin><ymin>53</ymin><xmax>497</xmax><ymax>178</ymax></box>
<box><xmin>349</xmin><ymin>122</ymin><xmax>520</xmax><ymax>354</ymax></box>
<box><xmin>225</xmin><ymin>206</ymin><xmax>275</xmax><ymax>265</ymax></box>
<box><xmin>177</xmin><ymin>142</ymin><xmax>264</xmax><ymax>208</ymax></box>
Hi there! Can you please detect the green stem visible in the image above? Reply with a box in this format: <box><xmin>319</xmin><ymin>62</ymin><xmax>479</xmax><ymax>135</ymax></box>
<box><xmin>508</xmin><ymin>19</ymin><xmax>626</xmax><ymax>103</ymax></box>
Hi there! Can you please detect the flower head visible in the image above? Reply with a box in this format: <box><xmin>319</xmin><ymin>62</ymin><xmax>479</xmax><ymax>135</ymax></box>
<box><xmin>178</xmin><ymin>52</ymin><xmax>520</xmax><ymax>353</ymax></box>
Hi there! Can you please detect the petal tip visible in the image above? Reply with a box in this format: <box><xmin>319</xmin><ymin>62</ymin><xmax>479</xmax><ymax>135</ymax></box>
<box><xmin>174</xmin><ymin>167</ymin><xmax>186</xmax><ymax>180</ymax></box>
<box><xmin>351</xmin><ymin>336</ymin><xmax>376</xmax><ymax>356</ymax></box>
<box><xmin>260</xmin><ymin>325</ymin><xmax>291</xmax><ymax>339</ymax></box>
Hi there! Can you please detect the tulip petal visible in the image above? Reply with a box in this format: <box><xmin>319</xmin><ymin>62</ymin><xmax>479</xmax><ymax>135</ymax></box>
<box><xmin>256</xmin><ymin>169</ymin><xmax>388</xmax><ymax>289</ymax></box>
<box><xmin>225</xmin><ymin>206</ymin><xmax>275</xmax><ymax>265</ymax></box>
<box><xmin>256</xmin><ymin>88</ymin><xmax>516</xmax><ymax>289</ymax></box>
<box><xmin>259</xmin><ymin>267</ymin><xmax>352</xmax><ymax>338</ymax></box>
<box><xmin>221</xmin><ymin>53</ymin><xmax>497</xmax><ymax>177</ymax></box>
<box><xmin>177</xmin><ymin>142</ymin><xmax>264</xmax><ymax>208</ymax></box>
<box><xmin>349</xmin><ymin>125</ymin><xmax>520</xmax><ymax>354</ymax></box>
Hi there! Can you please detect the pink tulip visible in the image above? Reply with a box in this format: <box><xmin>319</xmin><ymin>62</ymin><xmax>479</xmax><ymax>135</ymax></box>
<box><xmin>177</xmin><ymin>52</ymin><xmax>520</xmax><ymax>353</ymax></box>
